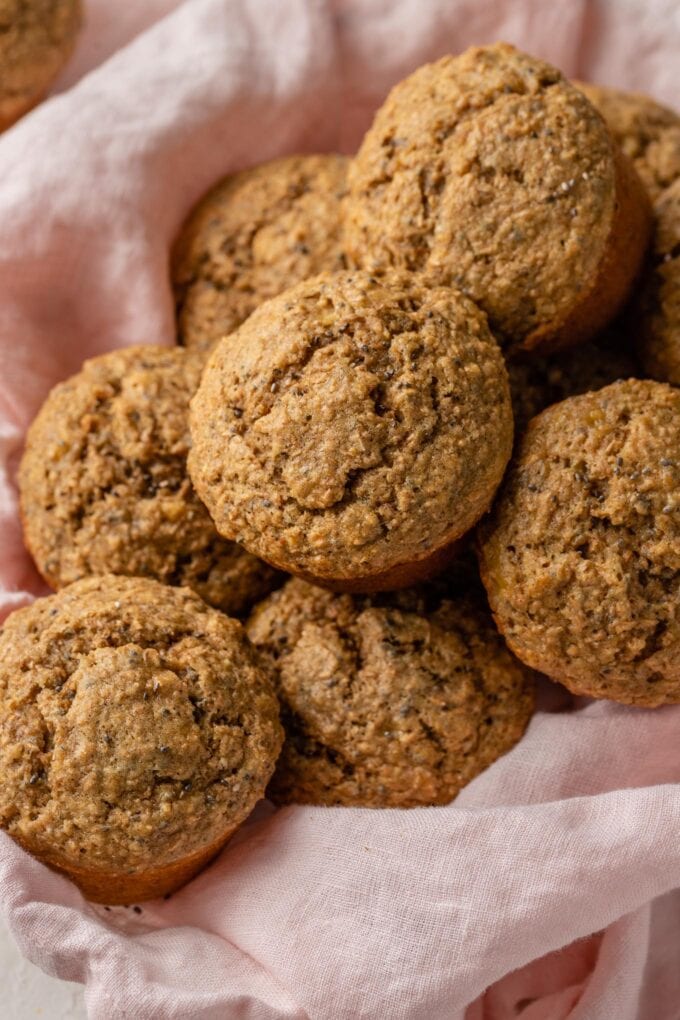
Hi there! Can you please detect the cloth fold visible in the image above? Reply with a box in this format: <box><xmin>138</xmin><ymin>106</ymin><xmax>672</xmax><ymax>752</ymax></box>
<box><xmin>1</xmin><ymin>1</ymin><xmax>680</xmax><ymax>1017</ymax></box>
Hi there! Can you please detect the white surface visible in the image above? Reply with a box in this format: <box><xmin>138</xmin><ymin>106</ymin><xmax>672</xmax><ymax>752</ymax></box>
<box><xmin>0</xmin><ymin>913</ymin><xmax>87</xmax><ymax>1020</ymax></box>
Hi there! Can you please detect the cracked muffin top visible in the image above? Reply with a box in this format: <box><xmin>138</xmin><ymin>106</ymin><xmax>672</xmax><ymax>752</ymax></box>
<box><xmin>576</xmin><ymin>82</ymin><xmax>680</xmax><ymax>200</ymax></box>
<box><xmin>344</xmin><ymin>43</ymin><xmax>650</xmax><ymax>354</ymax></box>
<box><xmin>633</xmin><ymin>176</ymin><xmax>680</xmax><ymax>385</ymax></box>
<box><xmin>19</xmin><ymin>345</ymin><xmax>280</xmax><ymax>616</ymax></box>
<box><xmin>246</xmin><ymin>574</ymin><xmax>535</xmax><ymax>807</ymax></box>
<box><xmin>477</xmin><ymin>379</ymin><xmax>680</xmax><ymax>706</ymax></box>
<box><xmin>0</xmin><ymin>576</ymin><xmax>283</xmax><ymax>871</ymax></box>
<box><xmin>188</xmin><ymin>270</ymin><xmax>513</xmax><ymax>589</ymax></box>
<box><xmin>172</xmin><ymin>154</ymin><xmax>349</xmax><ymax>351</ymax></box>
<box><xmin>0</xmin><ymin>0</ymin><xmax>82</xmax><ymax>131</ymax></box>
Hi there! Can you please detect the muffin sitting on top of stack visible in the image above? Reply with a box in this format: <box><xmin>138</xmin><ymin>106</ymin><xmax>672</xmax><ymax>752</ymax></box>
<box><xmin>343</xmin><ymin>44</ymin><xmax>651</xmax><ymax>354</ymax></box>
<box><xmin>188</xmin><ymin>270</ymin><xmax>514</xmax><ymax>591</ymax></box>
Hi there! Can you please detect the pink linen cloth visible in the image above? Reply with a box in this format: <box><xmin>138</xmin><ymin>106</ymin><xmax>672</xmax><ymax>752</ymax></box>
<box><xmin>1</xmin><ymin>1</ymin><xmax>680</xmax><ymax>1016</ymax></box>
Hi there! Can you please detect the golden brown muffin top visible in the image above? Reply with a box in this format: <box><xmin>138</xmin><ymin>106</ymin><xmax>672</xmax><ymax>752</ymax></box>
<box><xmin>0</xmin><ymin>0</ymin><xmax>81</xmax><ymax>129</ymax></box>
<box><xmin>576</xmin><ymin>82</ymin><xmax>680</xmax><ymax>200</ymax></box>
<box><xmin>247</xmin><ymin>576</ymin><xmax>534</xmax><ymax>807</ymax></box>
<box><xmin>0</xmin><ymin>576</ymin><xmax>283</xmax><ymax>871</ymax></box>
<box><xmin>478</xmin><ymin>379</ymin><xmax>680</xmax><ymax>705</ymax></box>
<box><xmin>344</xmin><ymin>44</ymin><xmax>623</xmax><ymax>350</ymax></box>
<box><xmin>19</xmin><ymin>345</ymin><xmax>280</xmax><ymax>616</ymax></box>
<box><xmin>189</xmin><ymin>271</ymin><xmax>513</xmax><ymax>585</ymax></box>
<box><xmin>172</xmin><ymin>153</ymin><xmax>349</xmax><ymax>351</ymax></box>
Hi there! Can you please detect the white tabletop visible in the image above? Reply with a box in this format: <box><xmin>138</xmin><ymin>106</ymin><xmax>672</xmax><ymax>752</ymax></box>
<box><xmin>0</xmin><ymin>912</ymin><xmax>87</xmax><ymax>1019</ymax></box>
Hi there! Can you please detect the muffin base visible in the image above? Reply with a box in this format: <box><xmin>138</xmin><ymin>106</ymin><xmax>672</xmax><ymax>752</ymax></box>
<box><xmin>263</xmin><ymin>535</ymin><xmax>465</xmax><ymax>594</ymax></box>
<box><xmin>12</xmin><ymin>824</ymin><xmax>238</xmax><ymax>904</ymax></box>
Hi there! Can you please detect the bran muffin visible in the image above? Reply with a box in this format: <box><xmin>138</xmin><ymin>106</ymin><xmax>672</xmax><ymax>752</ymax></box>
<box><xmin>0</xmin><ymin>0</ymin><xmax>82</xmax><ymax>132</ymax></box>
<box><xmin>633</xmin><ymin>177</ymin><xmax>680</xmax><ymax>384</ymax></box>
<box><xmin>344</xmin><ymin>44</ymin><xmax>651</xmax><ymax>354</ymax></box>
<box><xmin>246</xmin><ymin>576</ymin><xmax>535</xmax><ymax>807</ymax></box>
<box><xmin>576</xmin><ymin>82</ymin><xmax>680</xmax><ymax>200</ymax></box>
<box><xmin>0</xmin><ymin>575</ymin><xmax>283</xmax><ymax>903</ymax></box>
<box><xmin>172</xmin><ymin>154</ymin><xmax>349</xmax><ymax>351</ymax></box>
<box><xmin>507</xmin><ymin>336</ymin><xmax>639</xmax><ymax>436</ymax></box>
<box><xmin>477</xmin><ymin>380</ymin><xmax>680</xmax><ymax>706</ymax></box>
<box><xmin>19</xmin><ymin>345</ymin><xmax>280</xmax><ymax>616</ymax></box>
<box><xmin>189</xmin><ymin>271</ymin><xmax>513</xmax><ymax>591</ymax></box>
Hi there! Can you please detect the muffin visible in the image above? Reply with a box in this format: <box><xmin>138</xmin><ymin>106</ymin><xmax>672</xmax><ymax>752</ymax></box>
<box><xmin>0</xmin><ymin>576</ymin><xmax>283</xmax><ymax>903</ymax></box>
<box><xmin>247</xmin><ymin>576</ymin><xmax>535</xmax><ymax>807</ymax></box>
<box><xmin>19</xmin><ymin>345</ymin><xmax>280</xmax><ymax>616</ymax></box>
<box><xmin>344</xmin><ymin>43</ymin><xmax>651</xmax><ymax>354</ymax></box>
<box><xmin>172</xmin><ymin>154</ymin><xmax>348</xmax><ymax>351</ymax></box>
<box><xmin>189</xmin><ymin>270</ymin><xmax>513</xmax><ymax>591</ymax></box>
<box><xmin>576</xmin><ymin>82</ymin><xmax>680</xmax><ymax>200</ymax></box>
<box><xmin>478</xmin><ymin>380</ymin><xmax>680</xmax><ymax>706</ymax></box>
<box><xmin>507</xmin><ymin>337</ymin><xmax>639</xmax><ymax>436</ymax></box>
<box><xmin>633</xmin><ymin>177</ymin><xmax>680</xmax><ymax>384</ymax></box>
<box><xmin>0</xmin><ymin>0</ymin><xmax>82</xmax><ymax>131</ymax></box>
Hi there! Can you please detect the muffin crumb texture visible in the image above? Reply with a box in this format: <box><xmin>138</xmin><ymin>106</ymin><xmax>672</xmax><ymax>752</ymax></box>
<box><xmin>0</xmin><ymin>576</ymin><xmax>283</xmax><ymax>880</ymax></box>
<box><xmin>478</xmin><ymin>379</ymin><xmax>680</xmax><ymax>705</ymax></box>
<box><xmin>173</xmin><ymin>154</ymin><xmax>349</xmax><ymax>351</ymax></box>
<box><xmin>247</xmin><ymin>576</ymin><xmax>535</xmax><ymax>807</ymax></box>
<box><xmin>0</xmin><ymin>0</ymin><xmax>82</xmax><ymax>131</ymax></box>
<box><xmin>634</xmin><ymin>177</ymin><xmax>680</xmax><ymax>385</ymax></box>
<box><xmin>507</xmin><ymin>336</ymin><xmax>639</xmax><ymax>435</ymax></box>
<box><xmin>576</xmin><ymin>81</ymin><xmax>680</xmax><ymax>199</ymax></box>
<box><xmin>19</xmin><ymin>345</ymin><xmax>280</xmax><ymax>616</ymax></box>
<box><xmin>344</xmin><ymin>44</ymin><xmax>651</xmax><ymax>353</ymax></box>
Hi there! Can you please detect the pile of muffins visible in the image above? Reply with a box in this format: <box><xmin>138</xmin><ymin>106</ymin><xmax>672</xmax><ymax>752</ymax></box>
<box><xmin>2</xmin><ymin>43</ymin><xmax>679</xmax><ymax>905</ymax></box>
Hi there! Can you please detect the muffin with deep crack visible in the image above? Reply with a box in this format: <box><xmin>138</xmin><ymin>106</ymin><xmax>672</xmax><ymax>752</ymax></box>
<box><xmin>19</xmin><ymin>345</ymin><xmax>281</xmax><ymax>616</ymax></box>
<box><xmin>172</xmin><ymin>154</ymin><xmax>349</xmax><ymax>351</ymax></box>
<box><xmin>633</xmin><ymin>176</ymin><xmax>680</xmax><ymax>384</ymax></box>
<box><xmin>0</xmin><ymin>0</ymin><xmax>82</xmax><ymax>131</ymax></box>
<box><xmin>189</xmin><ymin>270</ymin><xmax>513</xmax><ymax>591</ymax></box>
<box><xmin>575</xmin><ymin>82</ymin><xmax>680</xmax><ymax>200</ymax></box>
<box><xmin>344</xmin><ymin>43</ymin><xmax>651</xmax><ymax>354</ymax></box>
<box><xmin>247</xmin><ymin>576</ymin><xmax>535</xmax><ymax>807</ymax></box>
<box><xmin>0</xmin><ymin>575</ymin><xmax>283</xmax><ymax>902</ymax></box>
<box><xmin>478</xmin><ymin>379</ymin><xmax>680</xmax><ymax>706</ymax></box>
